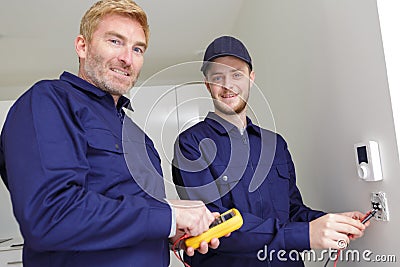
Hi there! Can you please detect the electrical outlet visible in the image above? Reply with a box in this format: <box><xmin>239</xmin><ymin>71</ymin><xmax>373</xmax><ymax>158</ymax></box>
<box><xmin>371</xmin><ymin>191</ymin><xmax>390</xmax><ymax>221</ymax></box>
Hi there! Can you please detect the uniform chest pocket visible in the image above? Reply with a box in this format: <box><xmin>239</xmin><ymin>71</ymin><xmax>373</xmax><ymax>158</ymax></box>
<box><xmin>214</xmin><ymin>165</ymin><xmax>245</xmax><ymax>193</ymax></box>
<box><xmin>268</xmin><ymin>164</ymin><xmax>290</xmax><ymax>220</ymax></box>
<box><xmin>86</xmin><ymin>128</ymin><xmax>123</xmax><ymax>154</ymax></box>
<box><xmin>85</xmin><ymin>128</ymin><xmax>126</xmax><ymax>191</ymax></box>
<box><xmin>213</xmin><ymin>165</ymin><xmax>249</xmax><ymax>210</ymax></box>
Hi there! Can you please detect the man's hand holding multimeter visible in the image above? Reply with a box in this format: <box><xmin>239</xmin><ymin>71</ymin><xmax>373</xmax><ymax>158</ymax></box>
<box><xmin>170</xmin><ymin>207</ymin><xmax>243</xmax><ymax>259</ymax></box>
<box><xmin>185</xmin><ymin>208</ymin><xmax>243</xmax><ymax>250</ymax></box>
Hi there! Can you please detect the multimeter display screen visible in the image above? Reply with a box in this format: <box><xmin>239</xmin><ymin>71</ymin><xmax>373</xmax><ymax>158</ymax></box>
<box><xmin>223</xmin><ymin>211</ymin><xmax>234</xmax><ymax>220</ymax></box>
<box><xmin>209</xmin><ymin>211</ymin><xmax>235</xmax><ymax>228</ymax></box>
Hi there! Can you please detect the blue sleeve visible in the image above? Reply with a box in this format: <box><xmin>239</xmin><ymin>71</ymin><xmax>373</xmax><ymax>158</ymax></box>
<box><xmin>0</xmin><ymin>84</ymin><xmax>172</xmax><ymax>252</ymax></box>
<box><xmin>172</xmin><ymin>132</ymin><xmax>325</xmax><ymax>257</ymax></box>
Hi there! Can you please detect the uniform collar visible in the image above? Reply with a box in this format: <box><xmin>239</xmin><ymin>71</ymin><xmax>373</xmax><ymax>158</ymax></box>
<box><xmin>60</xmin><ymin>71</ymin><xmax>131</xmax><ymax>109</ymax></box>
<box><xmin>205</xmin><ymin>112</ymin><xmax>261</xmax><ymax>136</ymax></box>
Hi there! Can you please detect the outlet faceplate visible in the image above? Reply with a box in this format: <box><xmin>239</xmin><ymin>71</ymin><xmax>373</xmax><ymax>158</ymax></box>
<box><xmin>371</xmin><ymin>191</ymin><xmax>390</xmax><ymax>221</ymax></box>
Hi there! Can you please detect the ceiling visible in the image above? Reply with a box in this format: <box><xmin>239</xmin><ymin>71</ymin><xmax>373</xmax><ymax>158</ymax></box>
<box><xmin>0</xmin><ymin>0</ymin><xmax>244</xmax><ymax>100</ymax></box>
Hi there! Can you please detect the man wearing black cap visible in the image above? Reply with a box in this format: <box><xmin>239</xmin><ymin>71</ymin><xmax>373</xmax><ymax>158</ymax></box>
<box><xmin>172</xmin><ymin>36</ymin><xmax>368</xmax><ymax>266</ymax></box>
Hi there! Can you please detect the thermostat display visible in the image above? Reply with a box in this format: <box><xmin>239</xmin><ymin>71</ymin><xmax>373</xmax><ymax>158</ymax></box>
<box><xmin>354</xmin><ymin>141</ymin><xmax>383</xmax><ymax>181</ymax></box>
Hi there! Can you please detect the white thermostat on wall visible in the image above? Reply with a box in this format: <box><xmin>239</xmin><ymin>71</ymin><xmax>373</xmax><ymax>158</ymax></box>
<box><xmin>354</xmin><ymin>141</ymin><xmax>383</xmax><ymax>181</ymax></box>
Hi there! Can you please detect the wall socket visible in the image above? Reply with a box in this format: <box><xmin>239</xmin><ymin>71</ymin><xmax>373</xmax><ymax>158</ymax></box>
<box><xmin>371</xmin><ymin>191</ymin><xmax>390</xmax><ymax>221</ymax></box>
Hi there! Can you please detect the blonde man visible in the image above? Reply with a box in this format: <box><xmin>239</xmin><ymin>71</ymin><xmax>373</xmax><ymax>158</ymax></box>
<box><xmin>0</xmin><ymin>1</ymin><xmax>218</xmax><ymax>266</ymax></box>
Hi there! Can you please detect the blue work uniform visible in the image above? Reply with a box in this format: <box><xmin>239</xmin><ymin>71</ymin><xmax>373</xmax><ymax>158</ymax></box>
<box><xmin>0</xmin><ymin>72</ymin><xmax>172</xmax><ymax>267</ymax></box>
<box><xmin>172</xmin><ymin>112</ymin><xmax>325</xmax><ymax>267</ymax></box>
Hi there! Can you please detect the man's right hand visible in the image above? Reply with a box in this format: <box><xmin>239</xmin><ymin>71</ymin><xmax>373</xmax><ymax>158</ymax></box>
<box><xmin>169</xmin><ymin>199</ymin><xmax>215</xmax><ymax>237</ymax></box>
<box><xmin>309</xmin><ymin>212</ymin><xmax>367</xmax><ymax>249</ymax></box>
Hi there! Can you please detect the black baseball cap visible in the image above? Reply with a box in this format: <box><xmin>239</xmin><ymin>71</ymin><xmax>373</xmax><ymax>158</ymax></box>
<box><xmin>201</xmin><ymin>36</ymin><xmax>253</xmax><ymax>74</ymax></box>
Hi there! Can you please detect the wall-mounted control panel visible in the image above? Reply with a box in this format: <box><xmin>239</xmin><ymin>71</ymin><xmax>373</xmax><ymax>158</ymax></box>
<box><xmin>354</xmin><ymin>141</ymin><xmax>383</xmax><ymax>181</ymax></box>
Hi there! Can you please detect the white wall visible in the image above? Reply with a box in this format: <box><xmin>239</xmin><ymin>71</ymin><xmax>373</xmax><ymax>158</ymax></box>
<box><xmin>233</xmin><ymin>0</ymin><xmax>399</xmax><ymax>266</ymax></box>
<box><xmin>0</xmin><ymin>101</ymin><xmax>21</xmax><ymax>239</ymax></box>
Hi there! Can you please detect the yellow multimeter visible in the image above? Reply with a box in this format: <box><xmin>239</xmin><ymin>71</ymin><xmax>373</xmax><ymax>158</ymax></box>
<box><xmin>184</xmin><ymin>208</ymin><xmax>243</xmax><ymax>249</ymax></box>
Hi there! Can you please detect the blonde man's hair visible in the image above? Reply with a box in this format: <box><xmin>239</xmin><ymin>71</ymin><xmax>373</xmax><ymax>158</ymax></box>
<box><xmin>80</xmin><ymin>0</ymin><xmax>149</xmax><ymax>48</ymax></box>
